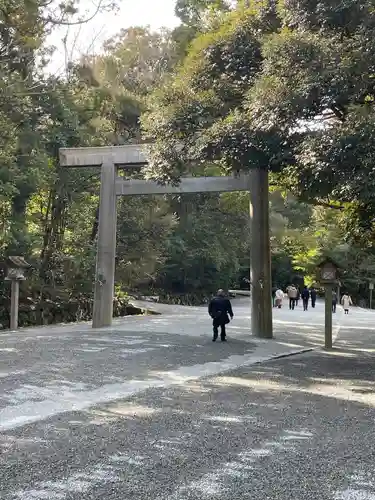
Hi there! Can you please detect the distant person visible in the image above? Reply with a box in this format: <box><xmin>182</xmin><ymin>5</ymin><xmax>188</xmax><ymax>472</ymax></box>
<box><xmin>286</xmin><ymin>284</ymin><xmax>298</xmax><ymax>310</ymax></box>
<box><xmin>301</xmin><ymin>286</ymin><xmax>310</xmax><ymax>311</ymax></box>
<box><xmin>310</xmin><ymin>286</ymin><xmax>317</xmax><ymax>308</ymax></box>
<box><xmin>275</xmin><ymin>288</ymin><xmax>284</xmax><ymax>308</ymax></box>
<box><xmin>272</xmin><ymin>286</ymin><xmax>277</xmax><ymax>307</ymax></box>
<box><xmin>341</xmin><ymin>293</ymin><xmax>353</xmax><ymax>315</ymax></box>
<box><xmin>332</xmin><ymin>290</ymin><xmax>337</xmax><ymax>313</ymax></box>
<box><xmin>208</xmin><ymin>289</ymin><xmax>233</xmax><ymax>342</ymax></box>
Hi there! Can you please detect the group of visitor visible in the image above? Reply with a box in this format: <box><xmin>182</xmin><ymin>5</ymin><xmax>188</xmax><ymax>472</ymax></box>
<box><xmin>272</xmin><ymin>285</ymin><xmax>353</xmax><ymax>314</ymax></box>
<box><xmin>273</xmin><ymin>284</ymin><xmax>316</xmax><ymax>310</ymax></box>
<box><xmin>208</xmin><ymin>286</ymin><xmax>354</xmax><ymax>344</ymax></box>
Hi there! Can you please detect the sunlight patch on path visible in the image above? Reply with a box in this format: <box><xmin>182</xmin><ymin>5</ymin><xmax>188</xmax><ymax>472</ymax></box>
<box><xmin>0</xmin><ymin>346</ymin><xmax>309</xmax><ymax>431</ymax></box>
<box><xmin>335</xmin><ymin>472</ymin><xmax>375</xmax><ymax>499</ymax></box>
<box><xmin>162</xmin><ymin>429</ymin><xmax>314</xmax><ymax>499</ymax></box>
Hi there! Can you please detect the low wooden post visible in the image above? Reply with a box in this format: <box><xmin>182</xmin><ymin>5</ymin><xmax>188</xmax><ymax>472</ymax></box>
<box><xmin>324</xmin><ymin>284</ymin><xmax>333</xmax><ymax>349</ymax></box>
<box><xmin>5</xmin><ymin>256</ymin><xmax>31</xmax><ymax>331</ymax></box>
<box><xmin>10</xmin><ymin>280</ymin><xmax>20</xmax><ymax>330</ymax></box>
<box><xmin>317</xmin><ymin>258</ymin><xmax>339</xmax><ymax>350</ymax></box>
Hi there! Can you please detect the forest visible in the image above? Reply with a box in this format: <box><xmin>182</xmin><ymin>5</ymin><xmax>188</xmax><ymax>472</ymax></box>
<box><xmin>1</xmin><ymin>0</ymin><xmax>375</xmax><ymax>327</ymax></box>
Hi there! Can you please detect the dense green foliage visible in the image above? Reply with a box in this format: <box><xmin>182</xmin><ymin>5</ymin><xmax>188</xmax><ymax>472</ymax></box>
<box><xmin>142</xmin><ymin>0</ymin><xmax>375</xmax><ymax>298</ymax></box>
<box><xmin>1</xmin><ymin>0</ymin><xmax>375</xmax><ymax>328</ymax></box>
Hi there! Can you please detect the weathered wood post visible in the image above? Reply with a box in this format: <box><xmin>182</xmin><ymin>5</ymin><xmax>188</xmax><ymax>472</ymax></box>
<box><xmin>10</xmin><ymin>280</ymin><xmax>20</xmax><ymax>331</ymax></box>
<box><xmin>92</xmin><ymin>161</ymin><xmax>117</xmax><ymax>328</ymax></box>
<box><xmin>249</xmin><ymin>167</ymin><xmax>273</xmax><ymax>338</ymax></box>
<box><xmin>317</xmin><ymin>258</ymin><xmax>339</xmax><ymax>349</ymax></box>
<box><xmin>324</xmin><ymin>284</ymin><xmax>333</xmax><ymax>349</ymax></box>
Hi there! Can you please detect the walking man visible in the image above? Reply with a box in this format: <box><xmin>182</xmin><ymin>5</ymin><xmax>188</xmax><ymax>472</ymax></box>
<box><xmin>287</xmin><ymin>284</ymin><xmax>298</xmax><ymax>310</ymax></box>
<box><xmin>301</xmin><ymin>285</ymin><xmax>310</xmax><ymax>311</ymax></box>
<box><xmin>209</xmin><ymin>289</ymin><xmax>234</xmax><ymax>342</ymax></box>
<box><xmin>310</xmin><ymin>286</ymin><xmax>317</xmax><ymax>308</ymax></box>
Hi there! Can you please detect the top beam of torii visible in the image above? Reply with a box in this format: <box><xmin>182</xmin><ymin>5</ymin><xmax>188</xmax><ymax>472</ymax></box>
<box><xmin>59</xmin><ymin>144</ymin><xmax>251</xmax><ymax>196</ymax></box>
<box><xmin>59</xmin><ymin>144</ymin><xmax>148</xmax><ymax>167</ymax></box>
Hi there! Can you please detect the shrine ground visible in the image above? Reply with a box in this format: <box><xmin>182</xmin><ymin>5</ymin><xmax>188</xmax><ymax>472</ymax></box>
<box><xmin>1</xmin><ymin>298</ymin><xmax>375</xmax><ymax>500</ymax></box>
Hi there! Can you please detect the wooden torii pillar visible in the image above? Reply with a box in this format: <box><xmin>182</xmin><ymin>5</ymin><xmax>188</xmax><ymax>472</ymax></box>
<box><xmin>59</xmin><ymin>145</ymin><xmax>272</xmax><ymax>338</ymax></box>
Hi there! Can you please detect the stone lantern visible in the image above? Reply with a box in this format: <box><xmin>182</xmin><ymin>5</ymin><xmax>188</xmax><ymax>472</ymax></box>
<box><xmin>5</xmin><ymin>256</ymin><xmax>31</xmax><ymax>330</ymax></box>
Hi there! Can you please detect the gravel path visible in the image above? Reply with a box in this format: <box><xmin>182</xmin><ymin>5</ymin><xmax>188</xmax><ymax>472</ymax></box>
<box><xmin>1</xmin><ymin>299</ymin><xmax>374</xmax><ymax>499</ymax></box>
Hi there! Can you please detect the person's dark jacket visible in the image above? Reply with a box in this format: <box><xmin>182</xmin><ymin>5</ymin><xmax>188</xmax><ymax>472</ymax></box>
<box><xmin>209</xmin><ymin>296</ymin><xmax>233</xmax><ymax>325</ymax></box>
<box><xmin>301</xmin><ymin>288</ymin><xmax>310</xmax><ymax>300</ymax></box>
<box><xmin>310</xmin><ymin>288</ymin><xmax>317</xmax><ymax>300</ymax></box>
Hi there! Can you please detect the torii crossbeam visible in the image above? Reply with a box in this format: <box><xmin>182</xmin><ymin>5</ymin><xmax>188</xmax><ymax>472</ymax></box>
<box><xmin>59</xmin><ymin>144</ymin><xmax>272</xmax><ymax>338</ymax></box>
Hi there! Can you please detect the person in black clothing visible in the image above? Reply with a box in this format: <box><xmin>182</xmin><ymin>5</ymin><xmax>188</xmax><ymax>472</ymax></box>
<box><xmin>310</xmin><ymin>287</ymin><xmax>317</xmax><ymax>308</ymax></box>
<box><xmin>208</xmin><ymin>289</ymin><xmax>234</xmax><ymax>342</ymax></box>
<box><xmin>301</xmin><ymin>286</ymin><xmax>310</xmax><ymax>311</ymax></box>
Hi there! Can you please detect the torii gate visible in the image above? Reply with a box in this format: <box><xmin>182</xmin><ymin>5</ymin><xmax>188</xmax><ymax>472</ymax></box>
<box><xmin>59</xmin><ymin>145</ymin><xmax>272</xmax><ymax>338</ymax></box>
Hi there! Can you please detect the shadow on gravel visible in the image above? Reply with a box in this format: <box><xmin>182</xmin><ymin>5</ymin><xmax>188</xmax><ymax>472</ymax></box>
<box><xmin>2</xmin><ymin>345</ymin><xmax>375</xmax><ymax>500</ymax></box>
<box><xmin>237</xmin><ymin>345</ymin><xmax>375</xmax><ymax>400</ymax></box>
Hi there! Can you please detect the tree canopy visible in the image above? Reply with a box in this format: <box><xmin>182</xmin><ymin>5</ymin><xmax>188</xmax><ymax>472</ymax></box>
<box><xmin>142</xmin><ymin>1</ymin><xmax>375</xmax><ymax>231</ymax></box>
<box><xmin>1</xmin><ymin>0</ymin><xmax>375</xmax><ymax>328</ymax></box>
